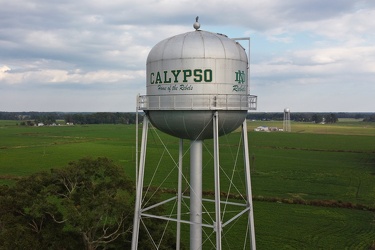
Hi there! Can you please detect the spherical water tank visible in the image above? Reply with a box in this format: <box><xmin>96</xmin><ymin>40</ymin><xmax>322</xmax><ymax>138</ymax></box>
<box><xmin>142</xmin><ymin>27</ymin><xmax>251</xmax><ymax>140</ymax></box>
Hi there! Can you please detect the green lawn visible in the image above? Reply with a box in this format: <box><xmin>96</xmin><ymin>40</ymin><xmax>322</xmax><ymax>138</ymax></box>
<box><xmin>248</xmin><ymin>120</ymin><xmax>375</xmax><ymax>136</ymax></box>
<box><xmin>1</xmin><ymin>119</ymin><xmax>375</xmax><ymax>248</ymax></box>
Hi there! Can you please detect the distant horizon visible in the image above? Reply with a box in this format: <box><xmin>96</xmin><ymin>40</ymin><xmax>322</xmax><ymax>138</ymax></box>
<box><xmin>1</xmin><ymin>110</ymin><xmax>374</xmax><ymax>114</ymax></box>
<box><xmin>1</xmin><ymin>1</ymin><xmax>375</xmax><ymax>112</ymax></box>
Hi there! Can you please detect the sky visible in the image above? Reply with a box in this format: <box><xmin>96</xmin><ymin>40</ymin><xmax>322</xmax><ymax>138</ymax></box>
<box><xmin>1</xmin><ymin>0</ymin><xmax>375</xmax><ymax>113</ymax></box>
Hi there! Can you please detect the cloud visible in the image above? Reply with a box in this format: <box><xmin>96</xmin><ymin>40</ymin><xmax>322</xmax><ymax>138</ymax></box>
<box><xmin>0</xmin><ymin>65</ymin><xmax>10</xmax><ymax>73</ymax></box>
<box><xmin>0</xmin><ymin>0</ymin><xmax>375</xmax><ymax>111</ymax></box>
<box><xmin>253</xmin><ymin>45</ymin><xmax>375</xmax><ymax>86</ymax></box>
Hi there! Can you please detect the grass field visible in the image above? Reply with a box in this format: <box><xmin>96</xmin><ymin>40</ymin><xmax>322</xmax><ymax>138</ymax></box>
<box><xmin>1</xmin><ymin>119</ymin><xmax>375</xmax><ymax>248</ymax></box>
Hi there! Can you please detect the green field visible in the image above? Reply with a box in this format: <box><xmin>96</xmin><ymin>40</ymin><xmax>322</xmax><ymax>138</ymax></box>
<box><xmin>1</xmin><ymin>119</ymin><xmax>375</xmax><ymax>248</ymax></box>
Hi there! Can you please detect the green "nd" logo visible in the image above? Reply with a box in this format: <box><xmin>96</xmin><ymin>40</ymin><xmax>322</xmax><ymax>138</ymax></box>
<box><xmin>235</xmin><ymin>70</ymin><xmax>245</xmax><ymax>84</ymax></box>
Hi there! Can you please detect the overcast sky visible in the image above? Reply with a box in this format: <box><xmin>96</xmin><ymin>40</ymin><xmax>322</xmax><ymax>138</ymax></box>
<box><xmin>1</xmin><ymin>0</ymin><xmax>374</xmax><ymax>112</ymax></box>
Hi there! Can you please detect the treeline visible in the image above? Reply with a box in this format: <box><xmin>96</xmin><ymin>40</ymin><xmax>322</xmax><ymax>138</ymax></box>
<box><xmin>247</xmin><ymin>112</ymin><xmax>375</xmax><ymax>123</ymax></box>
<box><xmin>0</xmin><ymin>112</ymin><xmax>141</xmax><ymax>125</ymax></box>
<box><xmin>1</xmin><ymin>111</ymin><xmax>374</xmax><ymax>125</ymax></box>
<box><xmin>64</xmin><ymin>112</ymin><xmax>142</xmax><ymax>125</ymax></box>
<box><xmin>363</xmin><ymin>115</ymin><xmax>375</xmax><ymax>122</ymax></box>
<box><xmin>0</xmin><ymin>112</ymin><xmax>65</xmax><ymax>121</ymax></box>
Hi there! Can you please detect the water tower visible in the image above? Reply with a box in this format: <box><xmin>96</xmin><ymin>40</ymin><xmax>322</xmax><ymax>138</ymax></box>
<box><xmin>132</xmin><ymin>18</ymin><xmax>257</xmax><ymax>249</ymax></box>
<box><xmin>283</xmin><ymin>108</ymin><xmax>291</xmax><ymax>132</ymax></box>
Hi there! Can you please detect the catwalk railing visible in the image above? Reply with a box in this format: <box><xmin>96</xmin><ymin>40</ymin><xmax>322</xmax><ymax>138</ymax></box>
<box><xmin>137</xmin><ymin>94</ymin><xmax>257</xmax><ymax>111</ymax></box>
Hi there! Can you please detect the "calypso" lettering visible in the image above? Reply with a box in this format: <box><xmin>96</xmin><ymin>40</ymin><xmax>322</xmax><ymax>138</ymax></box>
<box><xmin>150</xmin><ymin>69</ymin><xmax>213</xmax><ymax>84</ymax></box>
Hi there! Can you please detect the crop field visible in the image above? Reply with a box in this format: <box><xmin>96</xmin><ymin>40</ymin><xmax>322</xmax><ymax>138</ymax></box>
<box><xmin>1</xmin><ymin>119</ymin><xmax>375</xmax><ymax>248</ymax></box>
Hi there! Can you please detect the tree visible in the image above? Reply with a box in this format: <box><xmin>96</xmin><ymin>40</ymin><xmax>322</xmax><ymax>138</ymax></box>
<box><xmin>312</xmin><ymin>113</ymin><xmax>323</xmax><ymax>124</ymax></box>
<box><xmin>49</xmin><ymin>157</ymin><xmax>135</xmax><ymax>249</ymax></box>
<box><xmin>0</xmin><ymin>157</ymin><xmax>176</xmax><ymax>249</ymax></box>
<box><xmin>363</xmin><ymin>115</ymin><xmax>375</xmax><ymax>122</ymax></box>
<box><xmin>324</xmin><ymin>113</ymin><xmax>338</xmax><ymax>123</ymax></box>
<box><xmin>0</xmin><ymin>172</ymin><xmax>81</xmax><ymax>249</ymax></box>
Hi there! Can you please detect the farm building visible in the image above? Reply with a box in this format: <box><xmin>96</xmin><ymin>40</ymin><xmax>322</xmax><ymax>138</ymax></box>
<box><xmin>254</xmin><ymin>126</ymin><xmax>282</xmax><ymax>132</ymax></box>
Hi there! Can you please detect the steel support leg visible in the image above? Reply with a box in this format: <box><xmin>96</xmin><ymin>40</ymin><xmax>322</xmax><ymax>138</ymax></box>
<box><xmin>190</xmin><ymin>140</ymin><xmax>202</xmax><ymax>250</ymax></box>
<box><xmin>242</xmin><ymin>119</ymin><xmax>256</xmax><ymax>250</ymax></box>
<box><xmin>131</xmin><ymin>116</ymin><xmax>149</xmax><ymax>250</ymax></box>
<box><xmin>213</xmin><ymin>111</ymin><xmax>222</xmax><ymax>249</ymax></box>
<box><xmin>176</xmin><ymin>139</ymin><xmax>183</xmax><ymax>250</ymax></box>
